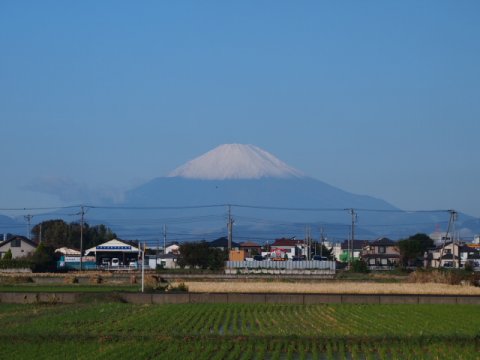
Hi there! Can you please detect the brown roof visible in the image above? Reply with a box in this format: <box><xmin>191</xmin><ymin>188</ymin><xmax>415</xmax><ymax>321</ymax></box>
<box><xmin>271</xmin><ymin>238</ymin><xmax>305</xmax><ymax>247</ymax></box>
<box><xmin>239</xmin><ymin>241</ymin><xmax>261</xmax><ymax>248</ymax></box>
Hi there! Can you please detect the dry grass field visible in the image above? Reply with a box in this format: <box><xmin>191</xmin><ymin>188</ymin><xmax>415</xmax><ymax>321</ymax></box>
<box><xmin>180</xmin><ymin>280</ymin><xmax>480</xmax><ymax>295</ymax></box>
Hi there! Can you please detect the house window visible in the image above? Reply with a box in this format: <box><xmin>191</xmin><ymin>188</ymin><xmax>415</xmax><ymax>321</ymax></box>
<box><xmin>11</xmin><ymin>239</ymin><xmax>21</xmax><ymax>247</ymax></box>
<box><xmin>378</xmin><ymin>246</ymin><xmax>386</xmax><ymax>254</ymax></box>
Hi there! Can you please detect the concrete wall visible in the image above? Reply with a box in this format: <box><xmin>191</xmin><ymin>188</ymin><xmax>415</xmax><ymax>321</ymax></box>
<box><xmin>1</xmin><ymin>292</ymin><xmax>479</xmax><ymax>305</ymax></box>
<box><xmin>0</xmin><ymin>292</ymin><xmax>78</xmax><ymax>304</ymax></box>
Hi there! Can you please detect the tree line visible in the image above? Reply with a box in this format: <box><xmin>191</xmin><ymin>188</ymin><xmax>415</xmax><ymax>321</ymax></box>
<box><xmin>31</xmin><ymin>219</ymin><xmax>117</xmax><ymax>251</ymax></box>
<box><xmin>0</xmin><ymin>219</ymin><xmax>118</xmax><ymax>272</ymax></box>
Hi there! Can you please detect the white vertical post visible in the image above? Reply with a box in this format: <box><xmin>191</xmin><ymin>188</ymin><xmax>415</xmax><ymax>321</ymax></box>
<box><xmin>141</xmin><ymin>242</ymin><xmax>145</xmax><ymax>293</ymax></box>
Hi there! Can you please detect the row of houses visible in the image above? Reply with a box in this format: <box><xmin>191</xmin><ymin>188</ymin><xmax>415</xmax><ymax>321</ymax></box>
<box><xmin>228</xmin><ymin>236</ymin><xmax>480</xmax><ymax>271</ymax></box>
<box><xmin>333</xmin><ymin>237</ymin><xmax>480</xmax><ymax>270</ymax></box>
<box><xmin>1</xmin><ymin>233</ymin><xmax>479</xmax><ymax>271</ymax></box>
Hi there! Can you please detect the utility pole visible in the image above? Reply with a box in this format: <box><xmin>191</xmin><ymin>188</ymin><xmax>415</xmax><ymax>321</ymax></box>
<box><xmin>305</xmin><ymin>225</ymin><xmax>308</xmax><ymax>259</ymax></box>
<box><xmin>304</xmin><ymin>225</ymin><xmax>310</xmax><ymax>260</ymax></box>
<box><xmin>348</xmin><ymin>209</ymin><xmax>357</xmax><ymax>268</ymax></box>
<box><xmin>163</xmin><ymin>224</ymin><xmax>167</xmax><ymax>256</ymax></box>
<box><xmin>309</xmin><ymin>226</ymin><xmax>312</xmax><ymax>259</ymax></box>
<box><xmin>24</xmin><ymin>214</ymin><xmax>33</xmax><ymax>239</ymax></box>
<box><xmin>320</xmin><ymin>227</ymin><xmax>325</xmax><ymax>259</ymax></box>
<box><xmin>440</xmin><ymin>210</ymin><xmax>458</xmax><ymax>268</ymax></box>
<box><xmin>227</xmin><ymin>205</ymin><xmax>234</xmax><ymax>251</ymax></box>
<box><xmin>452</xmin><ymin>210</ymin><xmax>458</xmax><ymax>268</ymax></box>
<box><xmin>79</xmin><ymin>205</ymin><xmax>85</xmax><ymax>271</ymax></box>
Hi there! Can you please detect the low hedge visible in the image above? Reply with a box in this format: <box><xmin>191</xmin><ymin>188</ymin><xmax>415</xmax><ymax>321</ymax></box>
<box><xmin>0</xmin><ymin>259</ymin><xmax>32</xmax><ymax>269</ymax></box>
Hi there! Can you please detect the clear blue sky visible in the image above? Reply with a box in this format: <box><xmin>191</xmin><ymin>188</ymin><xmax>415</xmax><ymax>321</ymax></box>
<box><xmin>1</xmin><ymin>1</ymin><xmax>479</xmax><ymax>217</ymax></box>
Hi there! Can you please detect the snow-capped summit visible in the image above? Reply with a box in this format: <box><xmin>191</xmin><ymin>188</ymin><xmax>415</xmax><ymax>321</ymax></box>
<box><xmin>168</xmin><ymin>144</ymin><xmax>305</xmax><ymax>180</ymax></box>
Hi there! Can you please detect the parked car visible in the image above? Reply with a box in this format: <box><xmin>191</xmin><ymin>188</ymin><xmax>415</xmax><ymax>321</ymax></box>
<box><xmin>111</xmin><ymin>258</ymin><xmax>120</xmax><ymax>267</ymax></box>
<box><xmin>253</xmin><ymin>255</ymin><xmax>263</xmax><ymax>261</ymax></box>
<box><xmin>129</xmin><ymin>261</ymin><xmax>138</xmax><ymax>269</ymax></box>
<box><xmin>292</xmin><ymin>255</ymin><xmax>306</xmax><ymax>261</ymax></box>
<box><xmin>313</xmin><ymin>255</ymin><xmax>328</xmax><ymax>261</ymax></box>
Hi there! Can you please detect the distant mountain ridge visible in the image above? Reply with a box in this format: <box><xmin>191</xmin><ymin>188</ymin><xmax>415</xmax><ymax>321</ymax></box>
<box><xmin>119</xmin><ymin>144</ymin><xmax>477</xmax><ymax>240</ymax></box>
<box><xmin>2</xmin><ymin>144</ymin><xmax>478</xmax><ymax>242</ymax></box>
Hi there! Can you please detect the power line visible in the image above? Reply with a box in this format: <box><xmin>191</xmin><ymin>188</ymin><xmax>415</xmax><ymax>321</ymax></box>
<box><xmin>0</xmin><ymin>203</ymin><xmax>455</xmax><ymax>214</ymax></box>
<box><xmin>0</xmin><ymin>205</ymin><xmax>82</xmax><ymax>211</ymax></box>
<box><xmin>89</xmin><ymin>204</ymin><xmax>226</xmax><ymax>210</ymax></box>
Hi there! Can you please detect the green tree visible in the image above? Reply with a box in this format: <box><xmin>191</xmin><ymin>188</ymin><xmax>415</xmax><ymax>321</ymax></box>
<box><xmin>178</xmin><ymin>241</ymin><xmax>210</xmax><ymax>269</ymax></box>
<box><xmin>29</xmin><ymin>242</ymin><xmax>57</xmax><ymax>273</ymax></box>
<box><xmin>398</xmin><ymin>233</ymin><xmax>434</xmax><ymax>267</ymax></box>
<box><xmin>3</xmin><ymin>249</ymin><xmax>12</xmax><ymax>260</ymax></box>
<box><xmin>208</xmin><ymin>248</ymin><xmax>228</xmax><ymax>270</ymax></box>
<box><xmin>31</xmin><ymin>220</ymin><xmax>70</xmax><ymax>248</ymax></box>
<box><xmin>178</xmin><ymin>241</ymin><xmax>226</xmax><ymax>270</ymax></box>
<box><xmin>311</xmin><ymin>241</ymin><xmax>334</xmax><ymax>260</ymax></box>
<box><xmin>31</xmin><ymin>220</ymin><xmax>116</xmax><ymax>250</ymax></box>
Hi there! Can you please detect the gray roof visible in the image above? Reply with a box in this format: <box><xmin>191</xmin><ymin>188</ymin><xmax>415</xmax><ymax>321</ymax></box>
<box><xmin>158</xmin><ymin>253</ymin><xmax>178</xmax><ymax>260</ymax></box>
<box><xmin>0</xmin><ymin>235</ymin><xmax>37</xmax><ymax>249</ymax></box>
<box><xmin>340</xmin><ymin>240</ymin><xmax>369</xmax><ymax>250</ymax></box>
<box><xmin>371</xmin><ymin>237</ymin><xmax>396</xmax><ymax>246</ymax></box>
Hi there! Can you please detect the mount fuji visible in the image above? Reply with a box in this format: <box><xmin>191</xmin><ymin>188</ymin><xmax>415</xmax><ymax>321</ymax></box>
<box><xmin>14</xmin><ymin>144</ymin><xmax>474</xmax><ymax>243</ymax></box>
<box><xmin>124</xmin><ymin>144</ymin><xmax>395</xmax><ymax>211</ymax></box>
<box><xmin>109</xmin><ymin>143</ymin><xmax>466</xmax><ymax>242</ymax></box>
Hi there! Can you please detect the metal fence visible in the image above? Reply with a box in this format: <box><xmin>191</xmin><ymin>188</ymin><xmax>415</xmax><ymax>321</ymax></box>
<box><xmin>226</xmin><ymin>260</ymin><xmax>336</xmax><ymax>271</ymax></box>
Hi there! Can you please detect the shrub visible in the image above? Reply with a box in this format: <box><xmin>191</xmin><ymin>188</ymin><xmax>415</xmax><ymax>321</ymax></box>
<box><xmin>464</xmin><ymin>261</ymin><xmax>474</xmax><ymax>272</ymax></box>
<box><xmin>469</xmin><ymin>272</ymin><xmax>480</xmax><ymax>287</ymax></box>
<box><xmin>64</xmin><ymin>276</ymin><xmax>79</xmax><ymax>284</ymax></box>
<box><xmin>408</xmin><ymin>269</ymin><xmax>471</xmax><ymax>285</ymax></box>
<box><xmin>167</xmin><ymin>282</ymin><xmax>189</xmax><ymax>292</ymax></box>
<box><xmin>351</xmin><ymin>259</ymin><xmax>369</xmax><ymax>273</ymax></box>
<box><xmin>3</xmin><ymin>249</ymin><xmax>12</xmax><ymax>260</ymax></box>
<box><xmin>144</xmin><ymin>275</ymin><xmax>169</xmax><ymax>292</ymax></box>
<box><xmin>0</xmin><ymin>258</ymin><xmax>32</xmax><ymax>269</ymax></box>
<box><xmin>90</xmin><ymin>275</ymin><xmax>103</xmax><ymax>284</ymax></box>
<box><xmin>29</xmin><ymin>243</ymin><xmax>56</xmax><ymax>273</ymax></box>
